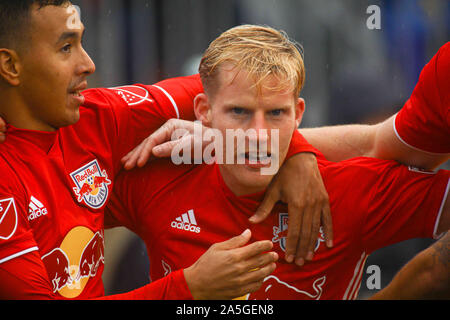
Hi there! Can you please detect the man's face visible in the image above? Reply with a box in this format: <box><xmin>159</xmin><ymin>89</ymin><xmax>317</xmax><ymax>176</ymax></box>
<box><xmin>18</xmin><ymin>3</ymin><xmax>95</xmax><ymax>130</ymax></box>
<box><xmin>199</xmin><ymin>64</ymin><xmax>304</xmax><ymax>196</ymax></box>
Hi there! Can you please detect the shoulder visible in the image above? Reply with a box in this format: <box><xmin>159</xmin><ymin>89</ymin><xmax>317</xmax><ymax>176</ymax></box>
<box><xmin>319</xmin><ymin>157</ymin><xmax>399</xmax><ymax>179</ymax></box>
<box><xmin>115</xmin><ymin>158</ymin><xmax>198</xmax><ymax>196</ymax></box>
<box><xmin>0</xmin><ymin>156</ymin><xmax>27</xmax><ymax>197</ymax></box>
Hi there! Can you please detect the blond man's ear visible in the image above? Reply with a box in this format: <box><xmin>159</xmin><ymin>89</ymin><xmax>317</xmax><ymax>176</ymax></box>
<box><xmin>194</xmin><ymin>93</ymin><xmax>212</xmax><ymax>126</ymax></box>
<box><xmin>295</xmin><ymin>98</ymin><xmax>306</xmax><ymax>128</ymax></box>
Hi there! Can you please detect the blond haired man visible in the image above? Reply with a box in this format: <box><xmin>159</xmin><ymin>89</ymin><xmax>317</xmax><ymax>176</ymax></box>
<box><xmin>109</xmin><ymin>24</ymin><xmax>449</xmax><ymax>299</ymax></box>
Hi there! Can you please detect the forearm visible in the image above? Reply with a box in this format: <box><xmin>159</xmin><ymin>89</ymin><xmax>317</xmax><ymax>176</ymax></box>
<box><xmin>370</xmin><ymin>233</ymin><xmax>450</xmax><ymax>300</ymax></box>
<box><xmin>299</xmin><ymin>124</ymin><xmax>377</xmax><ymax>162</ymax></box>
<box><xmin>300</xmin><ymin>118</ymin><xmax>448</xmax><ymax>170</ymax></box>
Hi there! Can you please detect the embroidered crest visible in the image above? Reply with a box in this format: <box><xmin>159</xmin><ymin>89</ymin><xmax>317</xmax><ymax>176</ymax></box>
<box><xmin>70</xmin><ymin>160</ymin><xmax>111</xmax><ymax>209</ymax></box>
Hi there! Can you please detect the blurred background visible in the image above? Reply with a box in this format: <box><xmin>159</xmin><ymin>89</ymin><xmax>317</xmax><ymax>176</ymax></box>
<box><xmin>70</xmin><ymin>0</ymin><xmax>450</xmax><ymax>299</ymax></box>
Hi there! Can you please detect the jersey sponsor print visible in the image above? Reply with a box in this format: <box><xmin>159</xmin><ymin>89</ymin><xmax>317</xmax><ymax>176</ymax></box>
<box><xmin>41</xmin><ymin>227</ymin><xmax>104</xmax><ymax>298</ymax></box>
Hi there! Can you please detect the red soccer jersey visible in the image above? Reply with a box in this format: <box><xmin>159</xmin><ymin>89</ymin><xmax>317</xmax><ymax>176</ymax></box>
<box><xmin>106</xmin><ymin>156</ymin><xmax>449</xmax><ymax>300</ymax></box>
<box><xmin>0</xmin><ymin>75</ymin><xmax>204</xmax><ymax>299</ymax></box>
<box><xmin>394</xmin><ymin>42</ymin><xmax>450</xmax><ymax>153</ymax></box>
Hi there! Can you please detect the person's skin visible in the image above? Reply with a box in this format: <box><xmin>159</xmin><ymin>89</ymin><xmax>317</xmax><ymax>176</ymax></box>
<box><xmin>300</xmin><ymin>117</ymin><xmax>450</xmax><ymax>299</ymax></box>
<box><xmin>122</xmin><ymin>80</ymin><xmax>450</xmax><ymax>299</ymax></box>
<box><xmin>300</xmin><ymin>116</ymin><xmax>449</xmax><ymax>170</ymax></box>
<box><xmin>0</xmin><ymin>2</ymin><xmax>278</xmax><ymax>299</ymax></box>
<box><xmin>149</xmin><ymin>60</ymin><xmax>449</xmax><ymax>299</ymax></box>
<box><xmin>181</xmin><ymin>64</ymin><xmax>307</xmax><ymax>299</ymax></box>
<box><xmin>0</xmin><ymin>3</ymin><xmax>94</xmax><ymax>131</ymax></box>
<box><xmin>194</xmin><ymin>62</ymin><xmax>304</xmax><ymax>197</ymax></box>
<box><xmin>369</xmin><ymin>232</ymin><xmax>449</xmax><ymax>300</ymax></box>
<box><xmin>121</xmin><ymin>116</ymin><xmax>332</xmax><ymax>266</ymax></box>
<box><xmin>184</xmin><ymin>229</ymin><xmax>278</xmax><ymax>299</ymax></box>
<box><xmin>0</xmin><ymin>8</ymin><xmax>333</xmax><ymax>269</ymax></box>
<box><xmin>0</xmin><ymin>5</ymin><xmax>447</xmax><ymax>297</ymax></box>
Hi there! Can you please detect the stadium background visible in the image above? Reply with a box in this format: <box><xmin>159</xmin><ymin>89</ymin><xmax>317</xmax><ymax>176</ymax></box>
<box><xmin>69</xmin><ymin>0</ymin><xmax>450</xmax><ymax>299</ymax></box>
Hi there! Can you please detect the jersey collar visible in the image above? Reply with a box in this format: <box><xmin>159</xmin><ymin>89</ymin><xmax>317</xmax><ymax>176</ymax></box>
<box><xmin>6</xmin><ymin>123</ymin><xmax>58</xmax><ymax>155</ymax></box>
<box><xmin>214</xmin><ymin>163</ymin><xmax>267</xmax><ymax>213</ymax></box>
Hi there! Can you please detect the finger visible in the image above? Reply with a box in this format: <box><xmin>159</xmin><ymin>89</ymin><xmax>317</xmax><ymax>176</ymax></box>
<box><xmin>284</xmin><ymin>202</ymin><xmax>303</xmax><ymax>263</ymax></box>
<box><xmin>136</xmin><ymin>120</ymin><xmax>195</xmax><ymax>165</ymax></box>
<box><xmin>215</xmin><ymin>229</ymin><xmax>252</xmax><ymax>250</ymax></box>
<box><xmin>123</xmin><ymin>141</ymin><xmax>147</xmax><ymax>170</ymax></box>
<box><xmin>121</xmin><ymin>143</ymin><xmax>141</xmax><ymax>163</ymax></box>
<box><xmin>136</xmin><ymin>137</ymin><xmax>159</xmax><ymax>167</ymax></box>
<box><xmin>249</xmin><ymin>184</ymin><xmax>279</xmax><ymax>223</ymax></box>
<box><xmin>152</xmin><ymin>140</ymin><xmax>179</xmax><ymax>158</ymax></box>
<box><xmin>121</xmin><ymin>151</ymin><xmax>132</xmax><ymax>163</ymax></box>
<box><xmin>232</xmin><ymin>239</ymin><xmax>274</xmax><ymax>260</ymax></box>
<box><xmin>153</xmin><ymin>134</ymin><xmax>194</xmax><ymax>158</ymax></box>
<box><xmin>305</xmin><ymin>203</ymin><xmax>322</xmax><ymax>261</ymax></box>
<box><xmin>0</xmin><ymin>120</ymin><xmax>6</xmax><ymax>143</ymax></box>
<box><xmin>245</xmin><ymin>261</ymin><xmax>277</xmax><ymax>282</ymax></box>
<box><xmin>228</xmin><ymin>262</ymin><xmax>277</xmax><ymax>299</ymax></box>
<box><xmin>295</xmin><ymin>204</ymin><xmax>314</xmax><ymax>266</ymax></box>
<box><xmin>235</xmin><ymin>262</ymin><xmax>277</xmax><ymax>292</ymax></box>
<box><xmin>151</xmin><ymin>119</ymin><xmax>195</xmax><ymax>148</ymax></box>
<box><xmin>243</xmin><ymin>251</ymin><xmax>278</xmax><ymax>272</ymax></box>
<box><xmin>319</xmin><ymin>201</ymin><xmax>333</xmax><ymax>248</ymax></box>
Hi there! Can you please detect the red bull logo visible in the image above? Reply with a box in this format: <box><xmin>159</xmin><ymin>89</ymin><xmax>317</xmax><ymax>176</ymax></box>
<box><xmin>77</xmin><ymin>232</ymin><xmax>104</xmax><ymax>282</ymax></box>
<box><xmin>248</xmin><ymin>275</ymin><xmax>326</xmax><ymax>300</ymax></box>
<box><xmin>41</xmin><ymin>227</ymin><xmax>104</xmax><ymax>298</ymax></box>
<box><xmin>272</xmin><ymin>213</ymin><xmax>289</xmax><ymax>251</ymax></box>
<box><xmin>70</xmin><ymin>160</ymin><xmax>111</xmax><ymax>209</ymax></box>
<box><xmin>272</xmin><ymin>213</ymin><xmax>325</xmax><ymax>252</ymax></box>
<box><xmin>41</xmin><ymin>248</ymin><xmax>72</xmax><ymax>293</ymax></box>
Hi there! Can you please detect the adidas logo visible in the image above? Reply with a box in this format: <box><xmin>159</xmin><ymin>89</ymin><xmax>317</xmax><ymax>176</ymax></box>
<box><xmin>170</xmin><ymin>209</ymin><xmax>200</xmax><ymax>233</ymax></box>
<box><xmin>28</xmin><ymin>196</ymin><xmax>48</xmax><ymax>221</ymax></box>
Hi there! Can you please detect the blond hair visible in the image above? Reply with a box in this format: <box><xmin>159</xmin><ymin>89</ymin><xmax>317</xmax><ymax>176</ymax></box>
<box><xmin>199</xmin><ymin>24</ymin><xmax>305</xmax><ymax>98</ymax></box>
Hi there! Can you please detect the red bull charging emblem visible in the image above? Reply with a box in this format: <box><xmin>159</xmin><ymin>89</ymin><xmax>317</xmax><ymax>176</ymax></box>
<box><xmin>70</xmin><ymin>160</ymin><xmax>111</xmax><ymax>209</ymax></box>
<box><xmin>248</xmin><ymin>275</ymin><xmax>326</xmax><ymax>300</ymax></box>
<box><xmin>41</xmin><ymin>226</ymin><xmax>104</xmax><ymax>298</ymax></box>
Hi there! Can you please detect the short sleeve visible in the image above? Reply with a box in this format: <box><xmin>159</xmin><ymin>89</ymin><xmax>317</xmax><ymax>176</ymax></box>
<box><xmin>0</xmin><ymin>165</ymin><xmax>39</xmax><ymax>265</ymax></box>
<box><xmin>394</xmin><ymin>42</ymin><xmax>450</xmax><ymax>153</ymax></box>
<box><xmin>80</xmin><ymin>74</ymin><xmax>204</xmax><ymax>172</ymax></box>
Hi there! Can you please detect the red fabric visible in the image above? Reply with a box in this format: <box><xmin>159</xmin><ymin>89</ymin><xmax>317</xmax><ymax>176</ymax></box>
<box><xmin>106</xmin><ymin>155</ymin><xmax>449</xmax><ymax>300</ymax></box>
<box><xmin>395</xmin><ymin>42</ymin><xmax>450</xmax><ymax>153</ymax></box>
<box><xmin>0</xmin><ymin>75</ymin><xmax>203</xmax><ymax>299</ymax></box>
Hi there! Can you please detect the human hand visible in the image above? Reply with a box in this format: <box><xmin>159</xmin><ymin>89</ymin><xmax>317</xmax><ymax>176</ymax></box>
<box><xmin>0</xmin><ymin>117</ymin><xmax>6</xmax><ymax>143</ymax></box>
<box><xmin>121</xmin><ymin>119</ymin><xmax>206</xmax><ymax>170</ymax></box>
<box><xmin>183</xmin><ymin>229</ymin><xmax>278</xmax><ymax>300</ymax></box>
<box><xmin>250</xmin><ymin>152</ymin><xmax>333</xmax><ymax>266</ymax></box>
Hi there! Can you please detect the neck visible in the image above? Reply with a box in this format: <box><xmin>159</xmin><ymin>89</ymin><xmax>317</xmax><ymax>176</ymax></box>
<box><xmin>0</xmin><ymin>90</ymin><xmax>55</xmax><ymax>131</ymax></box>
<box><xmin>218</xmin><ymin>164</ymin><xmax>267</xmax><ymax>197</ymax></box>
